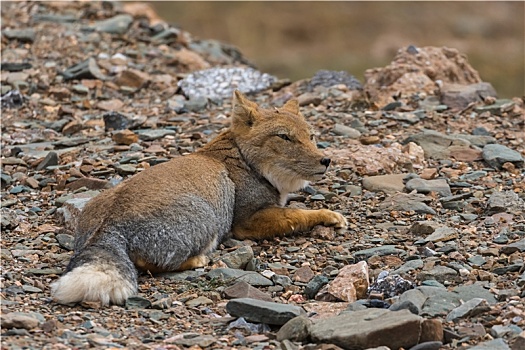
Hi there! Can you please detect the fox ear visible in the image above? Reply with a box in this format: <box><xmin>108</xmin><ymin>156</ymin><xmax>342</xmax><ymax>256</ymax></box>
<box><xmin>282</xmin><ymin>98</ymin><xmax>299</xmax><ymax>114</ymax></box>
<box><xmin>232</xmin><ymin>90</ymin><xmax>259</xmax><ymax>127</ymax></box>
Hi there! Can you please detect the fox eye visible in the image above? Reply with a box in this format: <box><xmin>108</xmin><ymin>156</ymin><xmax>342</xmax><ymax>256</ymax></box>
<box><xmin>277</xmin><ymin>134</ymin><xmax>291</xmax><ymax>141</ymax></box>
<box><xmin>310</xmin><ymin>134</ymin><xmax>315</xmax><ymax>141</ymax></box>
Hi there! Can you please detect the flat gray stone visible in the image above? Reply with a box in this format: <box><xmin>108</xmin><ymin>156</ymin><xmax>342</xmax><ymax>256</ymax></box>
<box><xmin>418</xmin><ymin>266</ymin><xmax>458</xmax><ymax>284</ymax></box>
<box><xmin>56</xmin><ymin>233</ymin><xmax>75</xmax><ymax>251</ymax></box>
<box><xmin>310</xmin><ymin>309</ymin><xmax>423</xmax><ymax>350</ymax></box>
<box><xmin>136</xmin><ymin>129</ymin><xmax>176</xmax><ymax>141</ymax></box>
<box><xmin>440</xmin><ymin>82</ymin><xmax>497</xmax><ymax>110</ymax></box>
<box><xmin>487</xmin><ymin>190</ymin><xmax>524</xmax><ymax>215</ymax></box>
<box><xmin>403</xmin><ymin>130</ymin><xmax>471</xmax><ymax>160</ymax></box>
<box><xmin>352</xmin><ymin>245</ymin><xmax>405</xmax><ymax>259</ymax></box>
<box><xmin>170</xmin><ymin>333</ymin><xmax>217</xmax><ymax>348</ymax></box>
<box><xmin>125</xmin><ymin>296</ymin><xmax>151</xmax><ymax>309</ymax></box>
<box><xmin>446</xmin><ymin>298</ymin><xmax>490</xmax><ymax>322</ymax></box>
<box><xmin>397</xmin><ymin>288</ymin><xmax>428</xmax><ymax>315</ymax></box>
<box><xmin>460</xmin><ymin>170</ymin><xmax>488</xmax><ymax>181</ymax></box>
<box><xmin>92</xmin><ymin>14</ymin><xmax>133</xmax><ymax>34</ymax></box>
<box><xmin>500</xmin><ymin>239</ymin><xmax>525</xmax><ymax>255</ymax></box>
<box><xmin>226</xmin><ymin>298</ymin><xmax>304</xmax><ymax>325</ymax></box>
<box><xmin>276</xmin><ymin>315</ymin><xmax>312</xmax><ymax>342</ymax></box>
<box><xmin>467</xmin><ymin>338</ymin><xmax>510</xmax><ymax>350</ymax></box>
<box><xmin>409</xmin><ymin>341</ymin><xmax>443</xmax><ymax>350</ymax></box>
<box><xmin>332</xmin><ymin>124</ymin><xmax>361</xmax><ymax>139</ymax></box>
<box><xmin>27</xmin><ymin>268</ymin><xmax>62</xmax><ymax>275</ymax></box>
<box><xmin>405</xmin><ymin>178</ymin><xmax>452</xmax><ymax>197</ymax></box>
<box><xmin>423</xmin><ymin>226</ymin><xmax>458</xmax><ymax>243</ymax></box>
<box><xmin>304</xmin><ymin>275</ymin><xmax>329</xmax><ymax>299</ymax></box>
<box><xmin>158</xmin><ymin>270</ymin><xmax>205</xmax><ymax>280</ymax></box>
<box><xmin>379</xmin><ymin>192</ymin><xmax>436</xmax><ymax>215</ymax></box>
<box><xmin>36</xmin><ymin>151</ymin><xmax>59</xmax><ymax>170</ymax></box>
<box><xmin>184</xmin><ymin>96</ymin><xmax>208</xmax><ymax>112</ymax></box>
<box><xmin>482</xmin><ymin>144</ymin><xmax>524</xmax><ymax>169</ymax></box>
<box><xmin>223</xmin><ymin>281</ymin><xmax>273</xmax><ymax>302</ymax></box>
<box><xmin>454</xmin><ymin>134</ymin><xmax>495</xmax><ymax>147</ymax></box>
<box><xmin>475</xmin><ymin>99</ymin><xmax>515</xmax><ymax>115</ymax></box>
<box><xmin>419</xmin><ymin>289</ymin><xmax>462</xmax><ymax>317</ymax></box>
<box><xmin>3</xmin><ymin>29</ymin><xmax>35</xmax><ymax>42</ymax></box>
<box><xmin>206</xmin><ymin>268</ymin><xmax>273</xmax><ymax>286</ymax></box>
<box><xmin>452</xmin><ymin>283</ymin><xmax>497</xmax><ymax>304</ymax></box>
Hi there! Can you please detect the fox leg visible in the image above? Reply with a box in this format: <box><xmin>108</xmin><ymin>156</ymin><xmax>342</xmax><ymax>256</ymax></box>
<box><xmin>177</xmin><ymin>255</ymin><xmax>209</xmax><ymax>271</ymax></box>
<box><xmin>232</xmin><ymin>208</ymin><xmax>347</xmax><ymax>240</ymax></box>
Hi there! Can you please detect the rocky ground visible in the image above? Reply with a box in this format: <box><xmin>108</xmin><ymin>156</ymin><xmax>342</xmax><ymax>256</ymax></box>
<box><xmin>1</xmin><ymin>2</ymin><xmax>524</xmax><ymax>350</ymax></box>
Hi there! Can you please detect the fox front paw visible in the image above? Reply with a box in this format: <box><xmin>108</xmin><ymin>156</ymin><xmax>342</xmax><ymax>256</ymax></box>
<box><xmin>318</xmin><ymin>209</ymin><xmax>347</xmax><ymax>232</ymax></box>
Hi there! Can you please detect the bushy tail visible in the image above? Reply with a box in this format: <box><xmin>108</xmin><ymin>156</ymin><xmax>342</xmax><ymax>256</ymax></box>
<box><xmin>51</xmin><ymin>245</ymin><xmax>137</xmax><ymax>306</ymax></box>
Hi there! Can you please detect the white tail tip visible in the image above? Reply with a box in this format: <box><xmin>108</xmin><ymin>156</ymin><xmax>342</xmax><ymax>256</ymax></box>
<box><xmin>51</xmin><ymin>264</ymin><xmax>136</xmax><ymax>306</ymax></box>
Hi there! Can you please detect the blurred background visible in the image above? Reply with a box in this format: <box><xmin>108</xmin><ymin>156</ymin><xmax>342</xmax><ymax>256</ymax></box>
<box><xmin>149</xmin><ymin>1</ymin><xmax>524</xmax><ymax>98</ymax></box>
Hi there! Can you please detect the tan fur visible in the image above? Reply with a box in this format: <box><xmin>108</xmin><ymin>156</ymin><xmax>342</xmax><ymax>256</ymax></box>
<box><xmin>51</xmin><ymin>90</ymin><xmax>347</xmax><ymax>306</ymax></box>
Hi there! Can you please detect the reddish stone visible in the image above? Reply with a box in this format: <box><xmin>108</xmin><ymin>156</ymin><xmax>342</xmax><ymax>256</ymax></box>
<box><xmin>293</xmin><ymin>266</ymin><xmax>315</xmax><ymax>283</ymax></box>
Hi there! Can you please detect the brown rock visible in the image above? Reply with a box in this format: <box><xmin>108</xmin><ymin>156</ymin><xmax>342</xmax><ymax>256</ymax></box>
<box><xmin>24</xmin><ymin>177</ymin><xmax>40</xmax><ymax>189</ymax></box>
<box><xmin>223</xmin><ymin>280</ymin><xmax>273</xmax><ymax>302</ymax></box>
<box><xmin>327</xmin><ymin>142</ymin><xmax>424</xmax><ymax>176</ymax></box>
<box><xmin>302</xmin><ymin>301</ymin><xmax>349</xmax><ymax>320</ymax></box>
<box><xmin>420</xmin><ymin>168</ymin><xmax>438</xmax><ymax>180</ymax></box>
<box><xmin>364</xmin><ymin>45</ymin><xmax>483</xmax><ymax>108</ymax></box>
<box><xmin>42</xmin><ymin>319</ymin><xmax>57</xmax><ymax>333</ymax></box>
<box><xmin>457</xmin><ymin>323</ymin><xmax>486</xmax><ymax>339</ymax></box>
<box><xmin>322</xmin><ymin>261</ymin><xmax>369</xmax><ymax>302</ymax></box>
<box><xmin>69</xmin><ymin>168</ymin><xmax>84</xmax><ymax>178</ymax></box>
<box><xmin>122</xmin><ymin>2</ymin><xmax>164</xmax><ymax>26</ymax></box>
<box><xmin>403</xmin><ymin>142</ymin><xmax>426</xmax><ymax>164</ymax></box>
<box><xmin>49</xmin><ymin>87</ymin><xmax>71</xmax><ymax>100</ymax></box>
<box><xmin>62</xmin><ymin>120</ymin><xmax>83</xmax><ymax>135</ymax></box>
<box><xmin>420</xmin><ymin>318</ymin><xmax>444</xmax><ymax>343</ymax></box>
<box><xmin>3</xmin><ymin>72</ymin><xmax>29</xmax><ymax>84</ymax></box>
<box><xmin>97</xmin><ymin>99</ymin><xmax>124</xmax><ymax>111</ymax></box>
<box><xmin>276</xmin><ymin>315</ymin><xmax>312</xmax><ymax>342</ymax></box>
<box><xmin>112</xmin><ymin>129</ymin><xmax>139</xmax><ymax>145</ymax></box>
<box><xmin>245</xmin><ymin>334</ymin><xmax>269</xmax><ymax>343</ymax></box>
<box><xmin>511</xmin><ymin>330</ymin><xmax>525</xmax><ymax>350</ymax></box>
<box><xmin>66</xmin><ymin>178</ymin><xmax>109</xmax><ymax>191</ymax></box>
<box><xmin>171</xmin><ymin>48</ymin><xmax>210</xmax><ymax>71</ymax></box>
<box><xmin>114</xmin><ymin>69</ymin><xmax>151</xmax><ymax>89</ymax></box>
<box><xmin>310</xmin><ymin>225</ymin><xmax>335</xmax><ymax>240</ymax></box>
<box><xmin>293</xmin><ymin>266</ymin><xmax>315</xmax><ymax>283</ymax></box>
<box><xmin>360</xmin><ymin>135</ymin><xmax>381</xmax><ymax>145</ymax></box>
<box><xmin>1</xmin><ymin>313</ymin><xmax>40</xmax><ymax>330</ymax></box>
<box><xmin>449</xmin><ymin>147</ymin><xmax>483</xmax><ymax>162</ymax></box>
<box><xmin>144</xmin><ymin>144</ymin><xmax>167</xmax><ymax>154</ymax></box>
<box><xmin>387</xmin><ymin>71</ymin><xmax>436</xmax><ymax>103</ymax></box>
<box><xmin>298</xmin><ymin>92</ymin><xmax>322</xmax><ymax>106</ymax></box>
<box><xmin>410</xmin><ymin>221</ymin><xmax>442</xmax><ymax>236</ymax></box>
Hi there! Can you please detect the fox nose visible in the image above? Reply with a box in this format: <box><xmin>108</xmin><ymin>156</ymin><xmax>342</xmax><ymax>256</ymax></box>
<box><xmin>320</xmin><ymin>157</ymin><xmax>331</xmax><ymax>167</ymax></box>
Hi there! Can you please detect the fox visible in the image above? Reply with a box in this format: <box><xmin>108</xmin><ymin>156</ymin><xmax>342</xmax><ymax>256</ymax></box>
<box><xmin>51</xmin><ymin>90</ymin><xmax>347</xmax><ymax>306</ymax></box>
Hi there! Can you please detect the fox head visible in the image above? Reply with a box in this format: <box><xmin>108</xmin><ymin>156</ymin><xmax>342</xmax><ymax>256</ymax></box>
<box><xmin>230</xmin><ymin>90</ymin><xmax>330</xmax><ymax>195</ymax></box>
